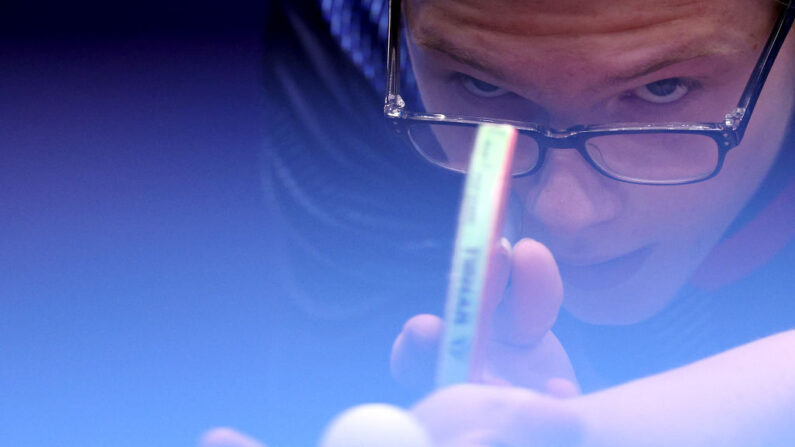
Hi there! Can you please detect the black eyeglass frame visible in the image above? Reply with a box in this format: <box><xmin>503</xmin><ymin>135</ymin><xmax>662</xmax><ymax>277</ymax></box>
<box><xmin>383</xmin><ymin>0</ymin><xmax>795</xmax><ymax>185</ymax></box>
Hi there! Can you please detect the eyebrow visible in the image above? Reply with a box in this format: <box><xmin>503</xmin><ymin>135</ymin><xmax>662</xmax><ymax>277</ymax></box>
<box><xmin>414</xmin><ymin>33</ymin><xmax>726</xmax><ymax>89</ymax></box>
<box><xmin>604</xmin><ymin>50</ymin><xmax>718</xmax><ymax>87</ymax></box>
<box><xmin>413</xmin><ymin>34</ymin><xmax>511</xmax><ymax>82</ymax></box>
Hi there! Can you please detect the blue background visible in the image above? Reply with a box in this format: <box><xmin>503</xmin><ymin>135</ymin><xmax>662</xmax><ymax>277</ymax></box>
<box><xmin>0</xmin><ymin>2</ymin><xmax>297</xmax><ymax>445</ymax></box>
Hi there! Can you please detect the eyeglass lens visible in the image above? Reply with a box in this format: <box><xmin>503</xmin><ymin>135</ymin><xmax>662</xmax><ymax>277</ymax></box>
<box><xmin>408</xmin><ymin>123</ymin><xmax>720</xmax><ymax>182</ymax></box>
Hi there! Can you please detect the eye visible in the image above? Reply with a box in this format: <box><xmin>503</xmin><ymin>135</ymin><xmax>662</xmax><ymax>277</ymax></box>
<box><xmin>460</xmin><ymin>75</ymin><xmax>509</xmax><ymax>98</ymax></box>
<box><xmin>632</xmin><ymin>78</ymin><xmax>691</xmax><ymax>104</ymax></box>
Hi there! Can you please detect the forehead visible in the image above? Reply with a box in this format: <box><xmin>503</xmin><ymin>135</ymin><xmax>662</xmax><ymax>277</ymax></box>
<box><xmin>405</xmin><ymin>0</ymin><xmax>775</xmax><ymax>35</ymax></box>
<box><xmin>404</xmin><ymin>0</ymin><xmax>777</xmax><ymax>94</ymax></box>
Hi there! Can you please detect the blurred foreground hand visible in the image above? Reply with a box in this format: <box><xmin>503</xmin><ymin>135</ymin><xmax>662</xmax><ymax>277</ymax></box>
<box><xmin>391</xmin><ymin>238</ymin><xmax>578</xmax><ymax>395</ymax></box>
<box><xmin>412</xmin><ymin>384</ymin><xmax>583</xmax><ymax>447</ymax></box>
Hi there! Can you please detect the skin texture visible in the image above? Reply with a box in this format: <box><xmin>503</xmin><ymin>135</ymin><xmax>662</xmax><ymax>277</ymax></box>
<box><xmin>406</xmin><ymin>0</ymin><xmax>794</xmax><ymax>324</ymax></box>
<box><xmin>389</xmin><ymin>0</ymin><xmax>795</xmax><ymax>445</ymax></box>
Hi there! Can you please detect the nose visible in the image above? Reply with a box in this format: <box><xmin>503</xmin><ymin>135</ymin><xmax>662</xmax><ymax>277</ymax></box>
<box><xmin>517</xmin><ymin>149</ymin><xmax>621</xmax><ymax>238</ymax></box>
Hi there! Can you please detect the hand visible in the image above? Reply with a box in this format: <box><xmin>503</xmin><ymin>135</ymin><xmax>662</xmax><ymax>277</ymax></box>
<box><xmin>391</xmin><ymin>238</ymin><xmax>578</xmax><ymax>394</ymax></box>
<box><xmin>411</xmin><ymin>383</ymin><xmax>583</xmax><ymax>447</ymax></box>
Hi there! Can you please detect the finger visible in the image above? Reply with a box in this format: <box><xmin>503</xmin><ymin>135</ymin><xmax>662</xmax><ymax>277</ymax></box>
<box><xmin>390</xmin><ymin>314</ymin><xmax>444</xmax><ymax>391</ymax></box>
<box><xmin>481</xmin><ymin>237</ymin><xmax>513</xmax><ymax>319</ymax></box>
<box><xmin>485</xmin><ymin>331</ymin><xmax>576</xmax><ymax>391</ymax></box>
<box><xmin>493</xmin><ymin>238</ymin><xmax>563</xmax><ymax>346</ymax></box>
<box><xmin>472</xmin><ymin>237</ymin><xmax>513</xmax><ymax>380</ymax></box>
<box><xmin>199</xmin><ymin>427</ymin><xmax>267</xmax><ymax>447</ymax></box>
<box><xmin>392</xmin><ymin>238</ymin><xmax>512</xmax><ymax>389</ymax></box>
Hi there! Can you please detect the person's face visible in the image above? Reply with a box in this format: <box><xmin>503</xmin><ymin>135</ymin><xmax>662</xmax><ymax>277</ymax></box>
<box><xmin>404</xmin><ymin>0</ymin><xmax>795</xmax><ymax>324</ymax></box>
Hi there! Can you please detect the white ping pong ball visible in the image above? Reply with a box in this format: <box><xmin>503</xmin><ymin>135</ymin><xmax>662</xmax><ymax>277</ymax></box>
<box><xmin>318</xmin><ymin>403</ymin><xmax>433</xmax><ymax>447</ymax></box>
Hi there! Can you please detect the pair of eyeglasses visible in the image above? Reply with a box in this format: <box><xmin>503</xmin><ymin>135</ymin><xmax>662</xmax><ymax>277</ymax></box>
<box><xmin>383</xmin><ymin>0</ymin><xmax>794</xmax><ymax>185</ymax></box>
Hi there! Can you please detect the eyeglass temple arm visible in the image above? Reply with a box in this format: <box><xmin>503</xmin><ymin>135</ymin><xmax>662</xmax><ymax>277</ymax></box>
<box><xmin>730</xmin><ymin>0</ymin><xmax>794</xmax><ymax>140</ymax></box>
<box><xmin>385</xmin><ymin>0</ymin><xmax>405</xmax><ymax>117</ymax></box>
